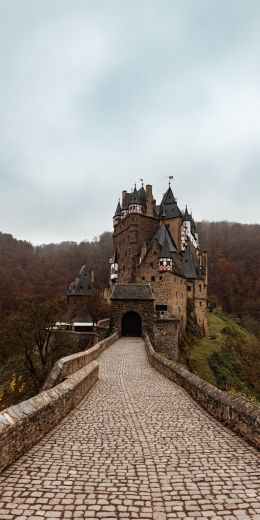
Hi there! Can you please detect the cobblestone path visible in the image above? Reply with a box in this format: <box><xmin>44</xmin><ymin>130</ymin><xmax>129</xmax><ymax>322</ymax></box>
<box><xmin>0</xmin><ymin>338</ymin><xmax>259</xmax><ymax>520</ymax></box>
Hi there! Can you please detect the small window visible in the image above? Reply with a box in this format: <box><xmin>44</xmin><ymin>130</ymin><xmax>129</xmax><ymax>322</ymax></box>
<box><xmin>153</xmin><ymin>251</ymin><xmax>157</xmax><ymax>255</ymax></box>
<box><xmin>142</xmin><ymin>276</ymin><xmax>145</xmax><ymax>280</ymax></box>
<box><xmin>151</xmin><ymin>276</ymin><xmax>155</xmax><ymax>282</ymax></box>
<box><xmin>187</xmin><ymin>286</ymin><xmax>191</xmax><ymax>292</ymax></box>
<box><xmin>155</xmin><ymin>304</ymin><xmax>167</xmax><ymax>311</ymax></box>
<box><xmin>199</xmin><ymin>284</ymin><xmax>202</xmax><ymax>292</ymax></box>
<box><xmin>200</xmin><ymin>301</ymin><xmax>202</xmax><ymax>307</ymax></box>
<box><xmin>159</xmin><ymin>276</ymin><xmax>162</xmax><ymax>280</ymax></box>
<box><xmin>150</xmin><ymin>262</ymin><xmax>153</xmax><ymax>268</ymax></box>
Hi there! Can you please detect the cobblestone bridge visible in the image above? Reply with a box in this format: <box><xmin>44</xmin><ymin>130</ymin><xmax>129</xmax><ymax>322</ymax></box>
<box><xmin>0</xmin><ymin>338</ymin><xmax>259</xmax><ymax>520</ymax></box>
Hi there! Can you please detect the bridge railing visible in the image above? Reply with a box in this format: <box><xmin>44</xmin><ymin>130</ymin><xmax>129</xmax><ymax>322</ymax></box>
<box><xmin>144</xmin><ymin>332</ymin><xmax>260</xmax><ymax>450</ymax></box>
<box><xmin>0</xmin><ymin>331</ymin><xmax>119</xmax><ymax>474</ymax></box>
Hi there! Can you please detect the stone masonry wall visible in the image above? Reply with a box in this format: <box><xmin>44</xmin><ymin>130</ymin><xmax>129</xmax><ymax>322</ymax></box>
<box><xmin>0</xmin><ymin>331</ymin><xmax>119</xmax><ymax>473</ymax></box>
<box><xmin>137</xmin><ymin>241</ymin><xmax>187</xmax><ymax>327</ymax></box>
<box><xmin>153</xmin><ymin>319</ymin><xmax>179</xmax><ymax>361</ymax></box>
<box><xmin>163</xmin><ymin>217</ymin><xmax>182</xmax><ymax>250</ymax></box>
<box><xmin>42</xmin><ymin>332</ymin><xmax>119</xmax><ymax>391</ymax></box>
<box><xmin>110</xmin><ymin>300</ymin><xmax>154</xmax><ymax>339</ymax></box>
<box><xmin>194</xmin><ymin>279</ymin><xmax>208</xmax><ymax>334</ymax></box>
<box><xmin>0</xmin><ymin>361</ymin><xmax>99</xmax><ymax>474</ymax></box>
<box><xmin>144</xmin><ymin>332</ymin><xmax>260</xmax><ymax>450</ymax></box>
<box><xmin>114</xmin><ymin>213</ymin><xmax>159</xmax><ymax>283</ymax></box>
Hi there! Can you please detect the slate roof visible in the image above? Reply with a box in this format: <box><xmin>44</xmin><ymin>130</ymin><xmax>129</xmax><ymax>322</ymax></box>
<box><xmin>180</xmin><ymin>242</ymin><xmax>200</xmax><ymax>279</ymax></box>
<box><xmin>153</xmin><ymin>223</ymin><xmax>178</xmax><ymax>253</ymax></box>
<box><xmin>160</xmin><ymin>235</ymin><xmax>171</xmax><ymax>258</ymax></box>
<box><xmin>183</xmin><ymin>206</ymin><xmax>190</xmax><ymax>222</ymax></box>
<box><xmin>72</xmin><ymin>311</ymin><xmax>93</xmax><ymax>324</ymax></box>
<box><xmin>160</xmin><ymin>186</ymin><xmax>182</xmax><ymax>219</ymax></box>
<box><xmin>114</xmin><ymin>200</ymin><xmax>121</xmax><ymax>216</ymax></box>
<box><xmin>67</xmin><ymin>265</ymin><xmax>94</xmax><ymax>296</ymax></box>
<box><xmin>122</xmin><ymin>192</ymin><xmax>132</xmax><ymax>210</ymax></box>
<box><xmin>129</xmin><ymin>187</ymin><xmax>141</xmax><ymax>205</ymax></box>
<box><xmin>138</xmin><ymin>185</ymin><xmax>146</xmax><ymax>204</ymax></box>
<box><xmin>110</xmin><ymin>283</ymin><xmax>154</xmax><ymax>300</ymax></box>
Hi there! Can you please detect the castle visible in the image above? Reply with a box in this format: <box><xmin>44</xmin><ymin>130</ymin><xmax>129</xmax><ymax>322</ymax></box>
<box><xmin>109</xmin><ymin>182</ymin><xmax>208</xmax><ymax>358</ymax></box>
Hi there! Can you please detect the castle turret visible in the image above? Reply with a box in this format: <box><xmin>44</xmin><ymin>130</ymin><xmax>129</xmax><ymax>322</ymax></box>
<box><xmin>129</xmin><ymin>186</ymin><xmax>142</xmax><ymax>214</ymax></box>
<box><xmin>113</xmin><ymin>200</ymin><xmax>122</xmax><ymax>226</ymax></box>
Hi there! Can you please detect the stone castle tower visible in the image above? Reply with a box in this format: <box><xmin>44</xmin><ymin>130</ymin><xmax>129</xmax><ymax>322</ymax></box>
<box><xmin>109</xmin><ymin>182</ymin><xmax>208</xmax><ymax>357</ymax></box>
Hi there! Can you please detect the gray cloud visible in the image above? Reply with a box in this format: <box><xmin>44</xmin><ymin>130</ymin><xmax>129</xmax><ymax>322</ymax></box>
<box><xmin>0</xmin><ymin>0</ymin><xmax>259</xmax><ymax>244</ymax></box>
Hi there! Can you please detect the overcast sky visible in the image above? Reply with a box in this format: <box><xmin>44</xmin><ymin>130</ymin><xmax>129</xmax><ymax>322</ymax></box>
<box><xmin>0</xmin><ymin>0</ymin><xmax>259</xmax><ymax>244</ymax></box>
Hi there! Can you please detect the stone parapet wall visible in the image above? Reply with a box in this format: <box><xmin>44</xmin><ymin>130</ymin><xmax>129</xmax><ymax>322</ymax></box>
<box><xmin>0</xmin><ymin>361</ymin><xmax>99</xmax><ymax>474</ymax></box>
<box><xmin>42</xmin><ymin>331</ymin><xmax>119</xmax><ymax>391</ymax></box>
<box><xmin>144</xmin><ymin>333</ymin><xmax>260</xmax><ymax>449</ymax></box>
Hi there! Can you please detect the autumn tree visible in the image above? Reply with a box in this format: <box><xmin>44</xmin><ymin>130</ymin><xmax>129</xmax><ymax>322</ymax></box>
<box><xmin>9</xmin><ymin>295</ymin><xmax>66</xmax><ymax>389</ymax></box>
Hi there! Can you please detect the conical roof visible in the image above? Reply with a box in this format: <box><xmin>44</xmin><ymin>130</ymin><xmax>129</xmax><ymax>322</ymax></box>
<box><xmin>138</xmin><ymin>185</ymin><xmax>146</xmax><ymax>204</ymax></box>
<box><xmin>114</xmin><ymin>200</ymin><xmax>121</xmax><ymax>217</ymax></box>
<box><xmin>129</xmin><ymin>187</ymin><xmax>141</xmax><ymax>205</ymax></box>
<box><xmin>183</xmin><ymin>205</ymin><xmax>190</xmax><ymax>222</ymax></box>
<box><xmin>160</xmin><ymin>186</ymin><xmax>182</xmax><ymax>218</ymax></box>
<box><xmin>161</xmin><ymin>186</ymin><xmax>176</xmax><ymax>205</ymax></box>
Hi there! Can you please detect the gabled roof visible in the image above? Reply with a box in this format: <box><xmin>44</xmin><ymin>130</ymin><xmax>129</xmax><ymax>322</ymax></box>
<box><xmin>110</xmin><ymin>283</ymin><xmax>154</xmax><ymax>300</ymax></box>
<box><xmin>180</xmin><ymin>242</ymin><xmax>200</xmax><ymax>279</ymax></box>
<box><xmin>153</xmin><ymin>223</ymin><xmax>178</xmax><ymax>253</ymax></box>
<box><xmin>160</xmin><ymin>236</ymin><xmax>171</xmax><ymax>258</ymax></box>
<box><xmin>67</xmin><ymin>265</ymin><xmax>94</xmax><ymax>296</ymax></box>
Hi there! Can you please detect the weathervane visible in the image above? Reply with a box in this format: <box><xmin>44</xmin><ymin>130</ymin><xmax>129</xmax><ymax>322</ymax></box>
<box><xmin>165</xmin><ymin>175</ymin><xmax>173</xmax><ymax>186</ymax></box>
<box><xmin>140</xmin><ymin>178</ymin><xmax>144</xmax><ymax>186</ymax></box>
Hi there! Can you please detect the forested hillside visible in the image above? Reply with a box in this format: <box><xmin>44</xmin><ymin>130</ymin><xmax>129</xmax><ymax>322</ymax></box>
<box><xmin>0</xmin><ymin>221</ymin><xmax>259</xmax><ymax>334</ymax></box>
<box><xmin>0</xmin><ymin>231</ymin><xmax>112</xmax><ymax>315</ymax></box>
<box><xmin>197</xmin><ymin>221</ymin><xmax>260</xmax><ymax>335</ymax></box>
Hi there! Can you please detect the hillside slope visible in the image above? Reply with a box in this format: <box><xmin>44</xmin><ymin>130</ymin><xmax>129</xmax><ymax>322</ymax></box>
<box><xmin>179</xmin><ymin>308</ymin><xmax>260</xmax><ymax>401</ymax></box>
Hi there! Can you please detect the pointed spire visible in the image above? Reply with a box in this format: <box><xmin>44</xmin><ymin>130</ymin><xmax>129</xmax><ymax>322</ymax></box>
<box><xmin>183</xmin><ymin>205</ymin><xmax>190</xmax><ymax>221</ymax></box>
<box><xmin>129</xmin><ymin>186</ymin><xmax>141</xmax><ymax>205</ymax></box>
<box><xmin>114</xmin><ymin>199</ymin><xmax>121</xmax><ymax>216</ymax></box>
<box><xmin>161</xmin><ymin>186</ymin><xmax>176</xmax><ymax>205</ymax></box>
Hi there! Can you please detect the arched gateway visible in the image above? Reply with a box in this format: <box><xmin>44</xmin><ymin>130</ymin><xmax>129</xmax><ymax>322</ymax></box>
<box><xmin>122</xmin><ymin>311</ymin><xmax>142</xmax><ymax>337</ymax></box>
<box><xmin>110</xmin><ymin>283</ymin><xmax>155</xmax><ymax>340</ymax></box>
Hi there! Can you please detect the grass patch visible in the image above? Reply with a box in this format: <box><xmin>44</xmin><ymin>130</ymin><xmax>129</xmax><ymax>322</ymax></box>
<box><xmin>188</xmin><ymin>309</ymin><xmax>260</xmax><ymax>401</ymax></box>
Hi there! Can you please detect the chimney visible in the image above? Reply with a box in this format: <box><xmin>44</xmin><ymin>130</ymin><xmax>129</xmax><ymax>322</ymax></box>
<box><xmin>146</xmin><ymin>184</ymin><xmax>153</xmax><ymax>217</ymax></box>
<box><xmin>90</xmin><ymin>269</ymin><xmax>95</xmax><ymax>284</ymax></box>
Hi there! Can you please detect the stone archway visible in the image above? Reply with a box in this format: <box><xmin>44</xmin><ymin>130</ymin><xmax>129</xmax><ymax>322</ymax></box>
<box><xmin>121</xmin><ymin>311</ymin><xmax>142</xmax><ymax>337</ymax></box>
